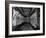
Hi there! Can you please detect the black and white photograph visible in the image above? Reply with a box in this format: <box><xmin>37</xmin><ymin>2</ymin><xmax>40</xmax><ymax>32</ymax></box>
<box><xmin>12</xmin><ymin>7</ymin><xmax>40</xmax><ymax>31</ymax></box>
<box><xmin>5</xmin><ymin>1</ymin><xmax>45</xmax><ymax>37</ymax></box>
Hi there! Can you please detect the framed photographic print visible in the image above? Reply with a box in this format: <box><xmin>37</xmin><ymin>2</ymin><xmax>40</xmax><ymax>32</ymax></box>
<box><xmin>5</xmin><ymin>1</ymin><xmax>45</xmax><ymax>37</ymax></box>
